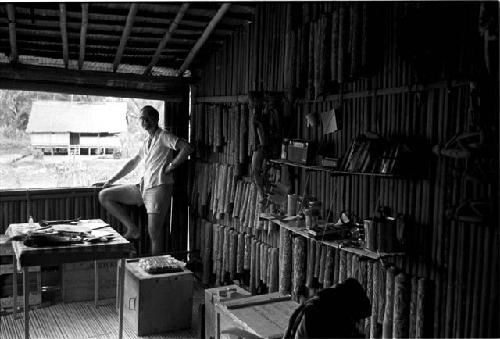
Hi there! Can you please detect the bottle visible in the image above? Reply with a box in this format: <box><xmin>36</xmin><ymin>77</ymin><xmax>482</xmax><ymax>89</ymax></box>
<box><xmin>28</xmin><ymin>216</ymin><xmax>35</xmax><ymax>229</ymax></box>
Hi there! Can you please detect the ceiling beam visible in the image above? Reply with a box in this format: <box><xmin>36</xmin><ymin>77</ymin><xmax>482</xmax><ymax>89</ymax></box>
<box><xmin>78</xmin><ymin>3</ymin><xmax>88</xmax><ymax>70</ymax></box>
<box><xmin>59</xmin><ymin>3</ymin><xmax>69</xmax><ymax>68</ymax></box>
<box><xmin>178</xmin><ymin>3</ymin><xmax>231</xmax><ymax>76</ymax></box>
<box><xmin>113</xmin><ymin>3</ymin><xmax>138</xmax><ymax>72</ymax></box>
<box><xmin>144</xmin><ymin>3</ymin><xmax>189</xmax><ymax>75</ymax></box>
<box><xmin>0</xmin><ymin>63</ymin><xmax>193</xmax><ymax>99</ymax></box>
<box><xmin>5</xmin><ymin>4</ymin><xmax>18</xmax><ymax>63</ymax></box>
<box><xmin>12</xmin><ymin>7</ymin><xmax>239</xmax><ymax>34</ymax></box>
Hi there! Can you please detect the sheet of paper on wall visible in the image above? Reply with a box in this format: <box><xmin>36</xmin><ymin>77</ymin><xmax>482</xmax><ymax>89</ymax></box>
<box><xmin>321</xmin><ymin>108</ymin><xmax>339</xmax><ymax>134</ymax></box>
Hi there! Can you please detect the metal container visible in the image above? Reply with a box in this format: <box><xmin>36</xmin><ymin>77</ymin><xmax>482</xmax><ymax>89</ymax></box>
<box><xmin>363</xmin><ymin>219</ymin><xmax>377</xmax><ymax>251</ymax></box>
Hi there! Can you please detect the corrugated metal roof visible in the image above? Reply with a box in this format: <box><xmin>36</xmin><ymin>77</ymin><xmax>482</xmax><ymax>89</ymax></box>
<box><xmin>26</xmin><ymin>101</ymin><xmax>128</xmax><ymax>133</ymax></box>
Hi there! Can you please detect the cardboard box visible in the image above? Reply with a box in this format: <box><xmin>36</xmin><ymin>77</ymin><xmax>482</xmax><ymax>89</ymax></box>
<box><xmin>204</xmin><ymin>284</ymin><xmax>251</xmax><ymax>339</ymax></box>
<box><xmin>123</xmin><ymin>260</ymin><xmax>193</xmax><ymax>336</ymax></box>
<box><xmin>0</xmin><ymin>236</ymin><xmax>42</xmax><ymax>312</ymax></box>
<box><xmin>0</xmin><ymin>234</ymin><xmax>13</xmax><ymax>256</ymax></box>
<box><xmin>0</xmin><ymin>291</ymin><xmax>41</xmax><ymax>310</ymax></box>
<box><xmin>62</xmin><ymin>259</ymin><xmax>117</xmax><ymax>302</ymax></box>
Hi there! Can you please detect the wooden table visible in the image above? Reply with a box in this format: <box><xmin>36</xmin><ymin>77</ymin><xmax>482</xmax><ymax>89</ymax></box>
<box><xmin>6</xmin><ymin>222</ymin><xmax>131</xmax><ymax>339</ymax></box>
<box><xmin>214</xmin><ymin>292</ymin><xmax>299</xmax><ymax>339</ymax></box>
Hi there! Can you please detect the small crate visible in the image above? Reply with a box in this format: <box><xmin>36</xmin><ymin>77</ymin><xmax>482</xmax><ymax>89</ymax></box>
<box><xmin>123</xmin><ymin>258</ymin><xmax>193</xmax><ymax>336</ymax></box>
<box><xmin>204</xmin><ymin>284</ymin><xmax>251</xmax><ymax>339</ymax></box>
<box><xmin>62</xmin><ymin>260</ymin><xmax>117</xmax><ymax>302</ymax></box>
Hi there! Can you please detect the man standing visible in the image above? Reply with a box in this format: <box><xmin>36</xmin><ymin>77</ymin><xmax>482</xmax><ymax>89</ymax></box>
<box><xmin>97</xmin><ymin>105</ymin><xmax>193</xmax><ymax>255</ymax></box>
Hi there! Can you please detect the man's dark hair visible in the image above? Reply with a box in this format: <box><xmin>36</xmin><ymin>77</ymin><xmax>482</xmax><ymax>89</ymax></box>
<box><xmin>283</xmin><ymin>277</ymin><xmax>371</xmax><ymax>338</ymax></box>
<box><xmin>141</xmin><ymin>105</ymin><xmax>159</xmax><ymax>123</ymax></box>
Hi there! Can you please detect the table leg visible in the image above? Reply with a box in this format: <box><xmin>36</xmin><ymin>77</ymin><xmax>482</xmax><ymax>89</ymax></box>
<box><xmin>13</xmin><ymin>256</ymin><xmax>18</xmax><ymax>318</ymax></box>
<box><xmin>23</xmin><ymin>266</ymin><xmax>30</xmax><ymax>339</ymax></box>
<box><xmin>94</xmin><ymin>260</ymin><xmax>98</xmax><ymax>307</ymax></box>
<box><xmin>216</xmin><ymin>312</ymin><xmax>221</xmax><ymax>339</ymax></box>
<box><xmin>118</xmin><ymin>258</ymin><xmax>125</xmax><ymax>339</ymax></box>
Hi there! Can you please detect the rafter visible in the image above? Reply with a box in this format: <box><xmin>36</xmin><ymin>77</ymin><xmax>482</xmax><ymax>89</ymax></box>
<box><xmin>177</xmin><ymin>3</ymin><xmax>231</xmax><ymax>76</ymax></box>
<box><xmin>113</xmin><ymin>3</ymin><xmax>138</xmax><ymax>72</ymax></box>
<box><xmin>144</xmin><ymin>3</ymin><xmax>190</xmax><ymax>75</ymax></box>
<box><xmin>59</xmin><ymin>3</ymin><xmax>68</xmax><ymax>68</ymax></box>
<box><xmin>6</xmin><ymin>4</ymin><xmax>18</xmax><ymax>63</ymax></box>
<box><xmin>78</xmin><ymin>3</ymin><xmax>88</xmax><ymax>70</ymax></box>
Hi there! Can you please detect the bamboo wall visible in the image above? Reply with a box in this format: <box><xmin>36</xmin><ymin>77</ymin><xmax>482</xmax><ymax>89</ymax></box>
<box><xmin>190</xmin><ymin>2</ymin><xmax>499</xmax><ymax>338</ymax></box>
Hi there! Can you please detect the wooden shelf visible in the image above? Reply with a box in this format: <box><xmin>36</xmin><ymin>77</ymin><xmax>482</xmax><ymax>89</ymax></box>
<box><xmin>269</xmin><ymin>159</ymin><xmax>407</xmax><ymax>179</ymax></box>
<box><xmin>260</xmin><ymin>213</ymin><xmax>405</xmax><ymax>260</ymax></box>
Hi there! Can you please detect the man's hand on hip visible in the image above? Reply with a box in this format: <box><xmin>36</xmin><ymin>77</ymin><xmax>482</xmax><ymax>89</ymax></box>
<box><xmin>164</xmin><ymin>163</ymin><xmax>175</xmax><ymax>174</ymax></box>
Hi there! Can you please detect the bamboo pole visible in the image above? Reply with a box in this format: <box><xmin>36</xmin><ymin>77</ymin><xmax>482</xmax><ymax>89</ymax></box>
<box><xmin>237</xmin><ymin>233</ymin><xmax>245</xmax><ymax>274</ymax></box>
<box><xmin>212</xmin><ymin>223</ymin><xmax>219</xmax><ymax>275</ymax></box>
<box><xmin>339</xmin><ymin>250</ymin><xmax>347</xmax><ymax>282</ymax></box>
<box><xmin>333</xmin><ymin>248</ymin><xmax>340</xmax><ymax>284</ymax></box>
<box><xmin>306</xmin><ymin>238</ymin><xmax>315</xmax><ymax>288</ymax></box>
<box><xmin>323</xmin><ymin>247</ymin><xmax>334</xmax><ymax>288</ymax></box>
<box><xmin>370</xmin><ymin>260</ymin><xmax>381</xmax><ymax>339</ymax></box>
<box><xmin>331</xmin><ymin>7</ymin><xmax>339</xmax><ymax>82</ymax></box>
<box><xmin>255</xmin><ymin>241</ymin><xmax>261</xmax><ymax>288</ymax></box>
<box><xmin>244</xmin><ymin>233</ymin><xmax>252</xmax><ymax>271</ymax></box>
<box><xmin>203</xmin><ymin>221</ymin><xmax>213</xmax><ymax>284</ymax></box>
<box><xmin>382</xmin><ymin>266</ymin><xmax>396</xmax><ymax>339</ymax></box>
<box><xmin>415</xmin><ymin>278</ymin><xmax>428</xmax><ymax>338</ymax></box>
<box><xmin>292</xmin><ymin>236</ymin><xmax>306</xmax><ymax>302</ymax></box>
<box><xmin>229</xmin><ymin>230</ymin><xmax>237</xmax><ymax>280</ymax></box>
<box><xmin>360</xmin><ymin>259</ymin><xmax>369</xmax><ymax>337</ymax></box>
<box><xmin>409</xmin><ymin>276</ymin><xmax>418</xmax><ymax>338</ymax></box>
<box><xmin>318</xmin><ymin>244</ymin><xmax>327</xmax><ymax>283</ymax></box>
<box><xmin>393</xmin><ymin>272</ymin><xmax>410</xmax><ymax>338</ymax></box>
<box><xmin>250</xmin><ymin>238</ymin><xmax>257</xmax><ymax>293</ymax></box>
<box><xmin>337</xmin><ymin>4</ymin><xmax>346</xmax><ymax>83</ymax></box>
<box><xmin>279</xmin><ymin>228</ymin><xmax>292</xmax><ymax>294</ymax></box>
<box><xmin>346</xmin><ymin>252</ymin><xmax>352</xmax><ymax>278</ymax></box>
<box><xmin>269</xmin><ymin>247</ymin><xmax>279</xmax><ymax>292</ymax></box>
<box><xmin>314</xmin><ymin>239</ymin><xmax>322</xmax><ymax>278</ymax></box>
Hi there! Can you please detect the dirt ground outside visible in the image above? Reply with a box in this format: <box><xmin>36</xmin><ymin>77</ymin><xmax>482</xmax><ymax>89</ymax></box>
<box><xmin>0</xmin><ymin>152</ymin><xmax>144</xmax><ymax>189</ymax></box>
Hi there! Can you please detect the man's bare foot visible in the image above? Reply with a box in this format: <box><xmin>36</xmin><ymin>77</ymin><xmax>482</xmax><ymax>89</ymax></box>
<box><xmin>123</xmin><ymin>227</ymin><xmax>141</xmax><ymax>240</ymax></box>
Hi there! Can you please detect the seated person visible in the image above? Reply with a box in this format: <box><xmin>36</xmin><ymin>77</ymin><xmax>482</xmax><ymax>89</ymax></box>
<box><xmin>284</xmin><ymin>277</ymin><xmax>371</xmax><ymax>339</ymax></box>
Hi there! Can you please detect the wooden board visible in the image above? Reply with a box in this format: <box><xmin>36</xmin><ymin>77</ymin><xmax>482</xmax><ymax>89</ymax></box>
<box><xmin>216</xmin><ymin>292</ymin><xmax>299</xmax><ymax>339</ymax></box>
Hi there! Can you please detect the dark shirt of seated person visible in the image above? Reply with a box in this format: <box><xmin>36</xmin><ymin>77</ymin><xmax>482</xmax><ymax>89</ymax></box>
<box><xmin>283</xmin><ymin>278</ymin><xmax>371</xmax><ymax>339</ymax></box>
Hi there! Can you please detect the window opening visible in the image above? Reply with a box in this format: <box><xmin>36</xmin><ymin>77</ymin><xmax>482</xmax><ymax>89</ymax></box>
<box><xmin>0</xmin><ymin>89</ymin><xmax>163</xmax><ymax>189</ymax></box>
